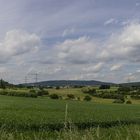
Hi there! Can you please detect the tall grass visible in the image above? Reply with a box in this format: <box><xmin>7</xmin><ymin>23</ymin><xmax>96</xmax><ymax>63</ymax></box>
<box><xmin>0</xmin><ymin>125</ymin><xmax>139</xmax><ymax>140</ymax></box>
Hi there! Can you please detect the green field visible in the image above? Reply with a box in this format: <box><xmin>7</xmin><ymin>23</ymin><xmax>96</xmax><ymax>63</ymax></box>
<box><xmin>0</xmin><ymin>95</ymin><xmax>139</xmax><ymax>130</ymax></box>
<box><xmin>0</xmin><ymin>87</ymin><xmax>139</xmax><ymax>139</ymax></box>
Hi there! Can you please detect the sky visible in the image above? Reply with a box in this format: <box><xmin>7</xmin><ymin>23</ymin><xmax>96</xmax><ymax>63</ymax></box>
<box><xmin>0</xmin><ymin>0</ymin><xmax>140</xmax><ymax>84</ymax></box>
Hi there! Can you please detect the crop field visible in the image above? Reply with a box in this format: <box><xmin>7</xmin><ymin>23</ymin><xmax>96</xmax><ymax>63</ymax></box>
<box><xmin>0</xmin><ymin>87</ymin><xmax>139</xmax><ymax>139</ymax></box>
<box><xmin>0</xmin><ymin>95</ymin><xmax>139</xmax><ymax>127</ymax></box>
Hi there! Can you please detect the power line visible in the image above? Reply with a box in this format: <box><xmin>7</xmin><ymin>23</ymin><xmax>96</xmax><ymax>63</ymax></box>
<box><xmin>28</xmin><ymin>73</ymin><xmax>39</xmax><ymax>84</ymax></box>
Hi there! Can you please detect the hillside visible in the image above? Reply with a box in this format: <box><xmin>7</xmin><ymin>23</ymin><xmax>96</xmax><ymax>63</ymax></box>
<box><xmin>21</xmin><ymin>80</ymin><xmax>115</xmax><ymax>87</ymax></box>
<box><xmin>119</xmin><ymin>82</ymin><xmax>140</xmax><ymax>87</ymax></box>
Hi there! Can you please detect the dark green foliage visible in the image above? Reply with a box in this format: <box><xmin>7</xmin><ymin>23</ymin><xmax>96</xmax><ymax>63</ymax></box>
<box><xmin>118</xmin><ymin>86</ymin><xmax>131</xmax><ymax>94</ymax></box>
<box><xmin>113</xmin><ymin>99</ymin><xmax>124</xmax><ymax>104</ymax></box>
<box><xmin>73</xmin><ymin>85</ymin><xmax>85</xmax><ymax>88</ymax></box>
<box><xmin>67</xmin><ymin>94</ymin><xmax>75</xmax><ymax>99</ymax></box>
<box><xmin>37</xmin><ymin>90</ymin><xmax>49</xmax><ymax>96</ymax></box>
<box><xmin>0</xmin><ymin>90</ymin><xmax>37</xmax><ymax>98</ymax></box>
<box><xmin>0</xmin><ymin>79</ymin><xmax>14</xmax><ymax>89</ymax></box>
<box><xmin>126</xmin><ymin>100</ymin><xmax>132</xmax><ymax>104</ymax></box>
<box><xmin>131</xmin><ymin>95</ymin><xmax>140</xmax><ymax>100</ymax></box>
<box><xmin>99</xmin><ymin>85</ymin><xmax>110</xmax><ymax>89</ymax></box>
<box><xmin>84</xmin><ymin>95</ymin><xmax>92</xmax><ymax>101</ymax></box>
<box><xmin>93</xmin><ymin>91</ymin><xmax>125</xmax><ymax>100</ymax></box>
<box><xmin>0</xmin><ymin>79</ymin><xmax>6</xmax><ymax>89</ymax></box>
<box><xmin>29</xmin><ymin>89</ymin><xmax>36</xmax><ymax>93</ymax></box>
<box><xmin>82</xmin><ymin>88</ymin><xmax>96</xmax><ymax>96</ymax></box>
<box><xmin>56</xmin><ymin>86</ymin><xmax>60</xmax><ymax>90</ymax></box>
<box><xmin>49</xmin><ymin>94</ymin><xmax>59</xmax><ymax>99</ymax></box>
<box><xmin>77</xmin><ymin>97</ymin><xmax>81</xmax><ymax>100</ymax></box>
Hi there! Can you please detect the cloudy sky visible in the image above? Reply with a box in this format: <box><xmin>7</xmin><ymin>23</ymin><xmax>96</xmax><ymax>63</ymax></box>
<box><xmin>0</xmin><ymin>0</ymin><xmax>140</xmax><ymax>84</ymax></box>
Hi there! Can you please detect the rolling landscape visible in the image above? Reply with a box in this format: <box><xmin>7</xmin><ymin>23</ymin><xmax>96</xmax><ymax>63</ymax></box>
<box><xmin>0</xmin><ymin>0</ymin><xmax>140</xmax><ymax>139</ymax></box>
<box><xmin>0</xmin><ymin>79</ymin><xmax>138</xmax><ymax>139</ymax></box>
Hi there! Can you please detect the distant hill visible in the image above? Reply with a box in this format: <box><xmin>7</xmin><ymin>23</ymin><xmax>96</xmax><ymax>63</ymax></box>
<box><xmin>21</xmin><ymin>80</ymin><xmax>115</xmax><ymax>87</ymax></box>
<box><xmin>119</xmin><ymin>82</ymin><xmax>140</xmax><ymax>87</ymax></box>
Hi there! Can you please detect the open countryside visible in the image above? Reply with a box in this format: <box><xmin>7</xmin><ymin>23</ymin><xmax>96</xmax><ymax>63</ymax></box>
<box><xmin>0</xmin><ymin>0</ymin><xmax>140</xmax><ymax>139</ymax></box>
<box><xmin>0</xmin><ymin>80</ymin><xmax>139</xmax><ymax>139</ymax></box>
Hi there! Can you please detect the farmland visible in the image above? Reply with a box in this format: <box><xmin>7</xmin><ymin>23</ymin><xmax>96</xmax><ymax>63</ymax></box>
<box><xmin>0</xmin><ymin>89</ymin><xmax>138</xmax><ymax>139</ymax></box>
<box><xmin>0</xmin><ymin>85</ymin><xmax>139</xmax><ymax>139</ymax></box>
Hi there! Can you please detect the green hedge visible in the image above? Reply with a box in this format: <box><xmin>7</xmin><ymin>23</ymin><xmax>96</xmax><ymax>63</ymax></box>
<box><xmin>0</xmin><ymin>90</ymin><xmax>37</xmax><ymax>98</ymax></box>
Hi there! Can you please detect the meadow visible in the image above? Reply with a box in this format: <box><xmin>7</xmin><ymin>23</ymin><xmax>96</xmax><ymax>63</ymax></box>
<box><xmin>0</xmin><ymin>86</ymin><xmax>139</xmax><ymax>139</ymax></box>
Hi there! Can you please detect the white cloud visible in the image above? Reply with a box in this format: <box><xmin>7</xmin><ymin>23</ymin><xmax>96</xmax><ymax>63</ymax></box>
<box><xmin>124</xmin><ymin>70</ymin><xmax>140</xmax><ymax>82</ymax></box>
<box><xmin>83</xmin><ymin>62</ymin><xmax>104</xmax><ymax>73</ymax></box>
<box><xmin>20</xmin><ymin>23</ymin><xmax>140</xmax><ymax>83</ymax></box>
<box><xmin>110</xmin><ymin>64</ymin><xmax>122</xmax><ymax>71</ymax></box>
<box><xmin>62</xmin><ymin>28</ymin><xmax>75</xmax><ymax>37</ymax></box>
<box><xmin>104</xmin><ymin>18</ymin><xmax>118</xmax><ymax>25</ymax></box>
<box><xmin>0</xmin><ymin>29</ymin><xmax>40</xmax><ymax>63</ymax></box>
<box><xmin>55</xmin><ymin>36</ymin><xmax>100</xmax><ymax>64</ymax></box>
<box><xmin>101</xmin><ymin>23</ymin><xmax>140</xmax><ymax>63</ymax></box>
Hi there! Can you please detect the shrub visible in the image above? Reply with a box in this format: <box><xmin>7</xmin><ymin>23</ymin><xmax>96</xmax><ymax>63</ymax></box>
<box><xmin>67</xmin><ymin>94</ymin><xmax>75</xmax><ymax>99</ymax></box>
<box><xmin>118</xmin><ymin>86</ymin><xmax>131</xmax><ymax>94</ymax></box>
<box><xmin>113</xmin><ymin>99</ymin><xmax>124</xmax><ymax>104</ymax></box>
<box><xmin>84</xmin><ymin>95</ymin><xmax>92</xmax><ymax>101</ymax></box>
<box><xmin>37</xmin><ymin>90</ymin><xmax>49</xmax><ymax>96</ymax></box>
<box><xmin>126</xmin><ymin>100</ymin><xmax>132</xmax><ymax>104</ymax></box>
<box><xmin>56</xmin><ymin>86</ymin><xmax>60</xmax><ymax>90</ymax></box>
<box><xmin>49</xmin><ymin>94</ymin><xmax>59</xmax><ymax>99</ymax></box>
<box><xmin>77</xmin><ymin>97</ymin><xmax>81</xmax><ymax>101</ymax></box>
<box><xmin>99</xmin><ymin>85</ymin><xmax>110</xmax><ymax>89</ymax></box>
<box><xmin>0</xmin><ymin>90</ymin><xmax>8</xmax><ymax>95</ymax></box>
<box><xmin>0</xmin><ymin>90</ymin><xmax>38</xmax><ymax>98</ymax></box>
<box><xmin>82</xmin><ymin>88</ymin><xmax>96</xmax><ymax>96</ymax></box>
<box><xmin>29</xmin><ymin>89</ymin><xmax>36</xmax><ymax>93</ymax></box>
<box><xmin>131</xmin><ymin>95</ymin><xmax>140</xmax><ymax>100</ymax></box>
<box><xmin>97</xmin><ymin>92</ymin><xmax>125</xmax><ymax>101</ymax></box>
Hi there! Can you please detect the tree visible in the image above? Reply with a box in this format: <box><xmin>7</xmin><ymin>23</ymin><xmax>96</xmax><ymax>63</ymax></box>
<box><xmin>0</xmin><ymin>79</ymin><xmax>6</xmax><ymax>89</ymax></box>
<box><xmin>56</xmin><ymin>86</ymin><xmax>60</xmax><ymax>90</ymax></box>
<box><xmin>84</xmin><ymin>95</ymin><xmax>92</xmax><ymax>101</ymax></box>
<box><xmin>49</xmin><ymin>94</ymin><xmax>59</xmax><ymax>99</ymax></box>
<box><xmin>99</xmin><ymin>85</ymin><xmax>110</xmax><ymax>89</ymax></box>
<box><xmin>67</xmin><ymin>94</ymin><xmax>75</xmax><ymax>99</ymax></box>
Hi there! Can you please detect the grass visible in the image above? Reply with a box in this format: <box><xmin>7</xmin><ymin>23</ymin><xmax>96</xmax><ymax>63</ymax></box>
<box><xmin>0</xmin><ymin>124</ymin><xmax>139</xmax><ymax>140</ymax></box>
<box><xmin>0</xmin><ymin>95</ymin><xmax>139</xmax><ymax>131</ymax></box>
<box><xmin>0</xmin><ymin>87</ymin><xmax>139</xmax><ymax>139</ymax></box>
<box><xmin>48</xmin><ymin>88</ymin><xmax>84</xmax><ymax>98</ymax></box>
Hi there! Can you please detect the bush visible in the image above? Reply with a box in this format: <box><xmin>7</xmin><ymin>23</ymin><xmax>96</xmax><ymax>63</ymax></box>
<box><xmin>97</xmin><ymin>92</ymin><xmax>125</xmax><ymax>101</ymax></box>
<box><xmin>77</xmin><ymin>97</ymin><xmax>81</xmax><ymax>101</ymax></box>
<box><xmin>131</xmin><ymin>95</ymin><xmax>140</xmax><ymax>100</ymax></box>
<box><xmin>49</xmin><ymin>94</ymin><xmax>59</xmax><ymax>99</ymax></box>
<box><xmin>0</xmin><ymin>90</ymin><xmax>38</xmax><ymax>98</ymax></box>
<box><xmin>56</xmin><ymin>86</ymin><xmax>60</xmax><ymax>90</ymax></box>
<box><xmin>113</xmin><ymin>99</ymin><xmax>124</xmax><ymax>104</ymax></box>
<box><xmin>82</xmin><ymin>88</ymin><xmax>96</xmax><ymax>96</ymax></box>
<box><xmin>29</xmin><ymin>89</ymin><xmax>36</xmax><ymax>93</ymax></box>
<box><xmin>99</xmin><ymin>85</ymin><xmax>110</xmax><ymax>89</ymax></box>
<box><xmin>37</xmin><ymin>90</ymin><xmax>49</xmax><ymax>96</ymax></box>
<box><xmin>126</xmin><ymin>100</ymin><xmax>132</xmax><ymax>104</ymax></box>
<box><xmin>84</xmin><ymin>95</ymin><xmax>92</xmax><ymax>101</ymax></box>
<box><xmin>118</xmin><ymin>86</ymin><xmax>131</xmax><ymax>94</ymax></box>
<box><xmin>67</xmin><ymin>94</ymin><xmax>75</xmax><ymax>99</ymax></box>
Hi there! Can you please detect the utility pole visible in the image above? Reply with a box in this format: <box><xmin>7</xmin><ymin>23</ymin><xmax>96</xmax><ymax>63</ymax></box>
<box><xmin>28</xmin><ymin>73</ymin><xmax>39</xmax><ymax>83</ymax></box>
<box><xmin>28</xmin><ymin>73</ymin><xmax>39</xmax><ymax>87</ymax></box>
